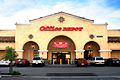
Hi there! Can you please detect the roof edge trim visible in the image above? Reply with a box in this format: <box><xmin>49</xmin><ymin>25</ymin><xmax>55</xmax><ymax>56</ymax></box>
<box><xmin>29</xmin><ymin>11</ymin><xmax>94</xmax><ymax>23</ymax></box>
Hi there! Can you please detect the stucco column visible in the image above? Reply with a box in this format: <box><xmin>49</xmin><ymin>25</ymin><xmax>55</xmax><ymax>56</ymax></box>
<box><xmin>16</xmin><ymin>50</ymin><xmax>24</xmax><ymax>58</ymax></box>
<box><xmin>38</xmin><ymin>50</ymin><xmax>48</xmax><ymax>59</ymax></box>
<box><xmin>75</xmin><ymin>50</ymin><xmax>85</xmax><ymax>59</ymax></box>
<box><xmin>99</xmin><ymin>50</ymin><xmax>112</xmax><ymax>59</ymax></box>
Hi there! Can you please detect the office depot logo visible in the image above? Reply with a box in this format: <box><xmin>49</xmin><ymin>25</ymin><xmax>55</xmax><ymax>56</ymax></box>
<box><xmin>40</xmin><ymin>26</ymin><xmax>83</xmax><ymax>31</ymax></box>
<box><xmin>53</xmin><ymin>42</ymin><xmax>68</xmax><ymax>48</ymax></box>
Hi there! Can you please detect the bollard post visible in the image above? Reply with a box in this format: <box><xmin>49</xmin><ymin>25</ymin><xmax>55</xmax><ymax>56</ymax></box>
<box><xmin>60</xmin><ymin>59</ymin><xmax>62</xmax><ymax>64</ymax></box>
<box><xmin>68</xmin><ymin>59</ymin><xmax>69</xmax><ymax>64</ymax></box>
<box><xmin>53</xmin><ymin>59</ymin><xmax>54</xmax><ymax>64</ymax></box>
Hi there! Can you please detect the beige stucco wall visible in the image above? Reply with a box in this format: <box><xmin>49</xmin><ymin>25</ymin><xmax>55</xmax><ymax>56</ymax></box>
<box><xmin>108</xmin><ymin>30</ymin><xmax>120</xmax><ymax>37</ymax></box>
<box><xmin>108</xmin><ymin>43</ymin><xmax>120</xmax><ymax>50</ymax></box>
<box><xmin>15</xmin><ymin>13</ymin><xmax>109</xmax><ymax>58</ymax></box>
<box><xmin>108</xmin><ymin>30</ymin><xmax>120</xmax><ymax>59</ymax></box>
<box><xmin>0</xmin><ymin>12</ymin><xmax>120</xmax><ymax>60</ymax></box>
<box><xmin>0</xmin><ymin>30</ymin><xmax>15</xmax><ymax>59</ymax></box>
<box><xmin>0</xmin><ymin>43</ymin><xmax>15</xmax><ymax>50</ymax></box>
<box><xmin>111</xmin><ymin>51</ymin><xmax>120</xmax><ymax>59</ymax></box>
<box><xmin>15</xmin><ymin>14</ymin><xmax>109</xmax><ymax>50</ymax></box>
<box><xmin>0</xmin><ymin>13</ymin><xmax>119</xmax><ymax>60</ymax></box>
<box><xmin>0</xmin><ymin>30</ymin><xmax>15</xmax><ymax>50</ymax></box>
<box><xmin>0</xmin><ymin>30</ymin><xmax>15</xmax><ymax>36</ymax></box>
<box><xmin>100</xmin><ymin>52</ymin><xmax>111</xmax><ymax>59</ymax></box>
<box><xmin>0</xmin><ymin>51</ymin><xmax>5</xmax><ymax>59</ymax></box>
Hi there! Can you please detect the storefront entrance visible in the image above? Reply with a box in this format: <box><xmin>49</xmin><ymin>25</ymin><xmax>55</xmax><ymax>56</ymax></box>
<box><xmin>84</xmin><ymin>50</ymin><xmax>93</xmax><ymax>60</ymax></box>
<box><xmin>52</xmin><ymin>52</ymin><xmax>71</xmax><ymax>64</ymax></box>
<box><xmin>23</xmin><ymin>41</ymin><xmax>39</xmax><ymax>63</ymax></box>
<box><xmin>84</xmin><ymin>41</ymin><xmax>100</xmax><ymax>60</ymax></box>
<box><xmin>47</xmin><ymin>35</ymin><xmax>76</xmax><ymax>64</ymax></box>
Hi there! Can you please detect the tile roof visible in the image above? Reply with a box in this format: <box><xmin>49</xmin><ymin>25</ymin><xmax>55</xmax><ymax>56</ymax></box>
<box><xmin>0</xmin><ymin>36</ymin><xmax>15</xmax><ymax>42</ymax></box>
<box><xmin>108</xmin><ymin>37</ymin><xmax>120</xmax><ymax>42</ymax></box>
<box><xmin>29</xmin><ymin>11</ymin><xmax>94</xmax><ymax>22</ymax></box>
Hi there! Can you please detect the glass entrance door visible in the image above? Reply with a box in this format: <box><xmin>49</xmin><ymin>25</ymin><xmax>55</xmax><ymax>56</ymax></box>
<box><xmin>84</xmin><ymin>50</ymin><xmax>93</xmax><ymax>60</ymax></box>
<box><xmin>52</xmin><ymin>52</ymin><xmax>71</xmax><ymax>64</ymax></box>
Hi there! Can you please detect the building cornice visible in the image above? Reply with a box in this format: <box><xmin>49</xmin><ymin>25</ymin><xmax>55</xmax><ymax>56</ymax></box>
<box><xmin>99</xmin><ymin>50</ymin><xmax>112</xmax><ymax>52</ymax></box>
<box><xmin>15</xmin><ymin>50</ymin><xmax>24</xmax><ymax>52</ymax></box>
<box><xmin>38</xmin><ymin>50</ymin><xmax>48</xmax><ymax>52</ymax></box>
<box><xmin>29</xmin><ymin>11</ymin><xmax>94</xmax><ymax>23</ymax></box>
<box><xmin>108</xmin><ymin>29</ymin><xmax>120</xmax><ymax>31</ymax></box>
<box><xmin>15</xmin><ymin>23</ymin><xmax>30</xmax><ymax>25</ymax></box>
<box><xmin>75</xmin><ymin>50</ymin><xmax>85</xmax><ymax>52</ymax></box>
<box><xmin>93</xmin><ymin>23</ymin><xmax>108</xmax><ymax>25</ymax></box>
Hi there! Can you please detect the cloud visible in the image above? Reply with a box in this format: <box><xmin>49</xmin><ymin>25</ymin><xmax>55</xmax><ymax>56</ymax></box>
<box><xmin>0</xmin><ymin>0</ymin><xmax>120</xmax><ymax>30</ymax></box>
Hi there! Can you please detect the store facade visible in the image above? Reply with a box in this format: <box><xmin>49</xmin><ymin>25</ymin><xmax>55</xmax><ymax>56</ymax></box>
<box><xmin>0</xmin><ymin>12</ymin><xmax>120</xmax><ymax>64</ymax></box>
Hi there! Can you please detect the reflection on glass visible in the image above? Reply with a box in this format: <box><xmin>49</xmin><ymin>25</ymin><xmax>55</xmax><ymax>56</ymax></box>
<box><xmin>66</xmin><ymin>54</ymin><xmax>70</xmax><ymax>58</ymax></box>
<box><xmin>53</xmin><ymin>54</ymin><xmax>57</xmax><ymax>58</ymax></box>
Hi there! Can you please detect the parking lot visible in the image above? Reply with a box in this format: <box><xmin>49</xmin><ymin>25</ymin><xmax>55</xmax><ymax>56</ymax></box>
<box><xmin>1</xmin><ymin>65</ymin><xmax>120</xmax><ymax>80</ymax></box>
<box><xmin>0</xmin><ymin>64</ymin><xmax>120</xmax><ymax>76</ymax></box>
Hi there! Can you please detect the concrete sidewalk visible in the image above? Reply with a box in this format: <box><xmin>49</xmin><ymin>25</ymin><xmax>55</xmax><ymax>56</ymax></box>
<box><xmin>1</xmin><ymin>76</ymin><xmax>120</xmax><ymax>80</ymax></box>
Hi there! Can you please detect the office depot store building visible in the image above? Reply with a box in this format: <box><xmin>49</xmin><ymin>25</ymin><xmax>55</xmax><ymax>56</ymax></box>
<box><xmin>0</xmin><ymin>12</ymin><xmax>120</xmax><ymax>64</ymax></box>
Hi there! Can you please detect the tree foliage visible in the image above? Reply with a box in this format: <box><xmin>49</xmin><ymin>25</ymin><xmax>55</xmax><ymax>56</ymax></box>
<box><xmin>2</xmin><ymin>46</ymin><xmax>18</xmax><ymax>60</ymax></box>
<box><xmin>2</xmin><ymin>46</ymin><xmax>18</xmax><ymax>73</ymax></box>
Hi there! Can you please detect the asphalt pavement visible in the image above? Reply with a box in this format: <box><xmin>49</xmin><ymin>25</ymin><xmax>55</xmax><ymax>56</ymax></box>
<box><xmin>0</xmin><ymin>64</ymin><xmax>120</xmax><ymax>80</ymax></box>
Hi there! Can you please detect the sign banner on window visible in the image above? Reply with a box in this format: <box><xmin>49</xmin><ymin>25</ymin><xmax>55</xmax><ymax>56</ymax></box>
<box><xmin>53</xmin><ymin>42</ymin><xmax>68</xmax><ymax>48</ymax></box>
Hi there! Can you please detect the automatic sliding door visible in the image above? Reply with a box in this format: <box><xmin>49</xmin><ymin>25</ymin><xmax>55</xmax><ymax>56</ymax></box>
<box><xmin>65</xmin><ymin>53</ymin><xmax>71</xmax><ymax>64</ymax></box>
<box><xmin>52</xmin><ymin>52</ymin><xmax>71</xmax><ymax>64</ymax></box>
<box><xmin>52</xmin><ymin>53</ymin><xmax>57</xmax><ymax>64</ymax></box>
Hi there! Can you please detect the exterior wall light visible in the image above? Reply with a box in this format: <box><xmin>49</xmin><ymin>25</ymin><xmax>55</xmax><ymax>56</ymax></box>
<box><xmin>32</xmin><ymin>44</ymin><xmax>35</xmax><ymax>49</ymax></box>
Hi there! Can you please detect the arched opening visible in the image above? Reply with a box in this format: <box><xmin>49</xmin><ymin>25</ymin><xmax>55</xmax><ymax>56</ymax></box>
<box><xmin>23</xmin><ymin>41</ymin><xmax>39</xmax><ymax>63</ymax></box>
<box><xmin>84</xmin><ymin>41</ymin><xmax>100</xmax><ymax>60</ymax></box>
<box><xmin>47</xmin><ymin>35</ymin><xmax>76</xmax><ymax>64</ymax></box>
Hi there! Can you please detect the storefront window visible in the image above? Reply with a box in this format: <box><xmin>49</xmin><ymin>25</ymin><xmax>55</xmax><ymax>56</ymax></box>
<box><xmin>66</xmin><ymin>54</ymin><xmax>70</xmax><ymax>58</ymax></box>
<box><xmin>53</xmin><ymin>54</ymin><xmax>57</xmax><ymax>58</ymax></box>
<box><xmin>33</xmin><ymin>50</ymin><xmax>39</xmax><ymax>57</ymax></box>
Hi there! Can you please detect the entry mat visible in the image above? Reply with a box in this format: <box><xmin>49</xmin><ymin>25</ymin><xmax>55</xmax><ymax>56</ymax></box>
<box><xmin>46</xmin><ymin>73</ymin><xmax>97</xmax><ymax>76</ymax></box>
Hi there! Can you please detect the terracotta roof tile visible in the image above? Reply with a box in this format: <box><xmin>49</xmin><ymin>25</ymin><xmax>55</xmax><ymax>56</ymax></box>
<box><xmin>108</xmin><ymin>37</ymin><xmax>120</xmax><ymax>42</ymax></box>
<box><xmin>0</xmin><ymin>36</ymin><xmax>15</xmax><ymax>42</ymax></box>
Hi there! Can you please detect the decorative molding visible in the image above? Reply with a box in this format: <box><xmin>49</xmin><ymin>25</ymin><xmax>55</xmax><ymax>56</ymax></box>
<box><xmin>15</xmin><ymin>50</ymin><xmax>24</xmax><ymax>52</ymax></box>
<box><xmin>89</xmin><ymin>34</ymin><xmax>94</xmax><ymax>39</ymax></box>
<box><xmin>99</xmin><ymin>50</ymin><xmax>112</xmax><ymax>52</ymax></box>
<box><xmin>75</xmin><ymin>50</ymin><xmax>85</xmax><ymax>52</ymax></box>
<box><xmin>29</xmin><ymin>11</ymin><xmax>94</xmax><ymax>23</ymax></box>
<box><xmin>58</xmin><ymin>16</ymin><xmax>65</xmax><ymax>23</ymax></box>
<box><xmin>28</xmin><ymin>34</ymin><xmax>33</xmax><ymax>39</ymax></box>
<box><xmin>38</xmin><ymin>50</ymin><xmax>48</xmax><ymax>52</ymax></box>
<box><xmin>93</xmin><ymin>22</ymin><xmax>108</xmax><ymax>25</ymax></box>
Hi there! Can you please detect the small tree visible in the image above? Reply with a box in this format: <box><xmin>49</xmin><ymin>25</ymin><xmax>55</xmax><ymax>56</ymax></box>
<box><xmin>2</xmin><ymin>46</ymin><xmax>18</xmax><ymax>73</ymax></box>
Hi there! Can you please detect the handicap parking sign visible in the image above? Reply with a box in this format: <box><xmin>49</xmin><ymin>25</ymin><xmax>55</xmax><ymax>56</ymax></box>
<box><xmin>81</xmin><ymin>52</ymin><xmax>82</xmax><ymax>55</ymax></box>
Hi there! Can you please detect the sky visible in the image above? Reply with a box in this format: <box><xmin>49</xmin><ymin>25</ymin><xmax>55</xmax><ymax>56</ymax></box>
<box><xmin>0</xmin><ymin>0</ymin><xmax>120</xmax><ymax>30</ymax></box>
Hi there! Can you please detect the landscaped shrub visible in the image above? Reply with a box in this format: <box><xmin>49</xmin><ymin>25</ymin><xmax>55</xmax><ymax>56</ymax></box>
<box><xmin>10</xmin><ymin>70</ymin><xmax>21</xmax><ymax>75</ymax></box>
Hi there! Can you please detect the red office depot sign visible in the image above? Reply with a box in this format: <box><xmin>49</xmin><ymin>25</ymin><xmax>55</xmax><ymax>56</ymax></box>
<box><xmin>53</xmin><ymin>42</ymin><xmax>68</xmax><ymax>48</ymax></box>
<box><xmin>40</xmin><ymin>26</ymin><xmax>83</xmax><ymax>31</ymax></box>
